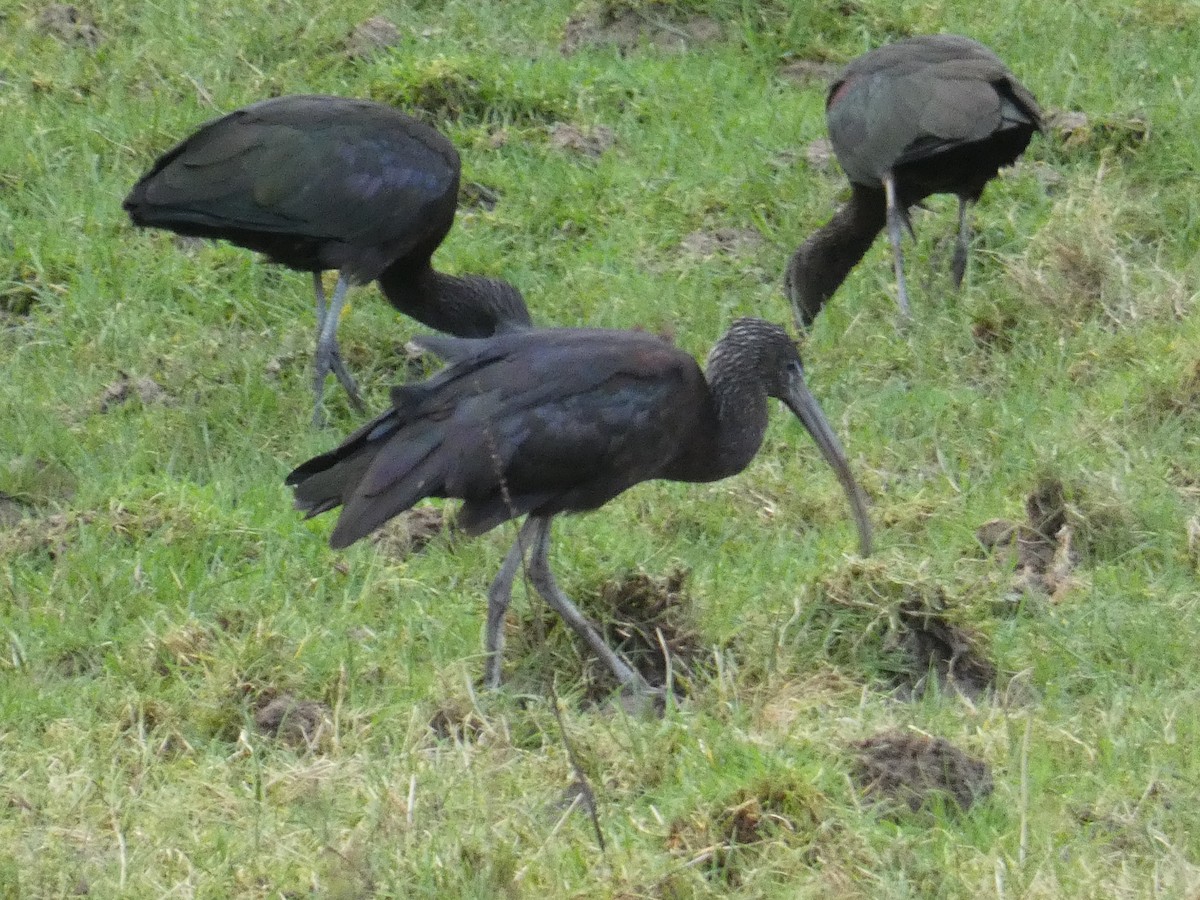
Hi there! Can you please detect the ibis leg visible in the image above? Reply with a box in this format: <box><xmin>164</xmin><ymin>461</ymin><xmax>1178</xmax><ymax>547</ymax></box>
<box><xmin>312</xmin><ymin>272</ymin><xmax>365</xmax><ymax>425</ymax></box>
<box><xmin>951</xmin><ymin>198</ymin><xmax>971</xmax><ymax>289</ymax></box>
<box><xmin>524</xmin><ymin>517</ymin><xmax>649</xmax><ymax>692</ymax></box>
<box><xmin>482</xmin><ymin>519</ymin><xmax>537</xmax><ymax>689</ymax></box>
<box><xmin>882</xmin><ymin>172</ymin><xmax>912</xmax><ymax>320</ymax></box>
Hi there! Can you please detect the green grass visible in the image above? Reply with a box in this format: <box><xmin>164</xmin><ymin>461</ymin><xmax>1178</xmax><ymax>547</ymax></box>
<box><xmin>3</xmin><ymin>0</ymin><xmax>1200</xmax><ymax>894</ymax></box>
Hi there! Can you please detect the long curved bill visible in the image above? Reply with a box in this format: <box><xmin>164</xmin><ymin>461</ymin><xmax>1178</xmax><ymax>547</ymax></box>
<box><xmin>783</xmin><ymin>369</ymin><xmax>873</xmax><ymax>556</ymax></box>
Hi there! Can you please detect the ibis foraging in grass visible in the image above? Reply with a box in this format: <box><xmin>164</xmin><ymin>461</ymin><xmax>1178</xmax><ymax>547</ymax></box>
<box><xmin>124</xmin><ymin>95</ymin><xmax>531</xmax><ymax>424</ymax></box>
<box><xmin>287</xmin><ymin>318</ymin><xmax>872</xmax><ymax>694</ymax></box>
<box><xmin>786</xmin><ymin>34</ymin><xmax>1043</xmax><ymax>327</ymax></box>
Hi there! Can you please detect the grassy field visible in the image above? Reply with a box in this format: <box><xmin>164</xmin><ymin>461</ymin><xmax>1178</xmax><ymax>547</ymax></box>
<box><xmin>3</xmin><ymin>0</ymin><xmax>1200</xmax><ymax>895</ymax></box>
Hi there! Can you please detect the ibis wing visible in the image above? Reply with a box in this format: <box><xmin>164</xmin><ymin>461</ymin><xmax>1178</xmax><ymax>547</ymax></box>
<box><xmin>288</xmin><ymin>329</ymin><xmax>701</xmax><ymax>546</ymax></box>
<box><xmin>126</xmin><ymin>96</ymin><xmax>458</xmax><ymax>262</ymax></box>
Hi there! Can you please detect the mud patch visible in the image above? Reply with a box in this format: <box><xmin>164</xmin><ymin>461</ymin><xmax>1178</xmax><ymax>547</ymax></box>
<box><xmin>97</xmin><ymin>372</ymin><xmax>171</xmax><ymax>413</ymax></box>
<box><xmin>345</xmin><ymin>15</ymin><xmax>402</xmax><ymax>59</ymax></box>
<box><xmin>562</xmin><ymin>6</ymin><xmax>722</xmax><ymax>55</ymax></box>
<box><xmin>370</xmin><ymin>506</ymin><xmax>451</xmax><ymax>561</ymax></box>
<box><xmin>679</xmin><ymin>227</ymin><xmax>764</xmax><ymax>258</ymax></box>
<box><xmin>586</xmin><ymin>567</ymin><xmax>704</xmax><ymax>697</ymax></box>
<box><xmin>459</xmin><ymin>181</ymin><xmax>500</xmax><ymax>211</ymax></box>
<box><xmin>36</xmin><ymin>4</ymin><xmax>102</xmax><ymax>49</ymax></box>
<box><xmin>548</xmin><ymin>122</ymin><xmax>616</xmax><ymax>158</ymax></box>
<box><xmin>254</xmin><ymin>694</ymin><xmax>332</xmax><ymax>750</ymax></box>
<box><xmin>852</xmin><ymin>729</ymin><xmax>992</xmax><ymax>814</ymax></box>
<box><xmin>1046</xmin><ymin>109</ymin><xmax>1149</xmax><ymax>155</ymax></box>
<box><xmin>667</xmin><ymin>776</ymin><xmax>822</xmax><ymax>885</ymax></box>
<box><xmin>977</xmin><ymin>478</ymin><xmax>1081</xmax><ymax>602</ymax></box>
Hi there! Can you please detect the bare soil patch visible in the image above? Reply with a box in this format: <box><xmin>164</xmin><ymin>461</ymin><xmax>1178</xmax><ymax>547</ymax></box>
<box><xmin>562</xmin><ymin>7</ymin><xmax>722</xmax><ymax>55</ymax></box>
<box><xmin>852</xmin><ymin>729</ymin><xmax>992</xmax><ymax>814</ymax></box>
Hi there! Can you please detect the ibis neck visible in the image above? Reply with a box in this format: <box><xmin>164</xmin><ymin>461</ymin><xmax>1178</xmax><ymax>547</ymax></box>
<box><xmin>787</xmin><ymin>184</ymin><xmax>885</xmax><ymax>326</ymax></box>
<box><xmin>702</xmin><ymin>355</ymin><xmax>771</xmax><ymax>480</ymax></box>
<box><xmin>376</xmin><ymin>263</ymin><xmax>530</xmax><ymax>337</ymax></box>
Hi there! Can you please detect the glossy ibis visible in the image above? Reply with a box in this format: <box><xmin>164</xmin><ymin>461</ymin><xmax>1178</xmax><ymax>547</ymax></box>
<box><xmin>124</xmin><ymin>95</ymin><xmax>531</xmax><ymax>424</ymax></box>
<box><xmin>287</xmin><ymin>318</ymin><xmax>872</xmax><ymax>693</ymax></box>
<box><xmin>786</xmin><ymin>34</ymin><xmax>1043</xmax><ymax>327</ymax></box>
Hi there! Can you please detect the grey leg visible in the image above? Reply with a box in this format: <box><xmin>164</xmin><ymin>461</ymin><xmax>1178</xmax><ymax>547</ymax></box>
<box><xmin>524</xmin><ymin>517</ymin><xmax>649</xmax><ymax>693</ymax></box>
<box><xmin>882</xmin><ymin>171</ymin><xmax>912</xmax><ymax>320</ymax></box>
<box><xmin>951</xmin><ymin>197</ymin><xmax>971</xmax><ymax>289</ymax></box>
<box><xmin>311</xmin><ymin>272</ymin><xmax>364</xmax><ymax>426</ymax></box>
<box><xmin>483</xmin><ymin>519</ymin><xmax>538</xmax><ymax>689</ymax></box>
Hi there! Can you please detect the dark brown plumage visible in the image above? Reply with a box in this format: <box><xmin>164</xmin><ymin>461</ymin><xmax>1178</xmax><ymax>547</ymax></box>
<box><xmin>287</xmin><ymin>319</ymin><xmax>872</xmax><ymax>693</ymax></box>
<box><xmin>124</xmin><ymin>95</ymin><xmax>531</xmax><ymax>423</ymax></box>
<box><xmin>786</xmin><ymin>34</ymin><xmax>1043</xmax><ymax>327</ymax></box>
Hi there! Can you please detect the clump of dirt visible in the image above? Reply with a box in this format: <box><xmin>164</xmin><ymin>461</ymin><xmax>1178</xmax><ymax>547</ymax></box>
<box><xmin>0</xmin><ymin>492</ymin><xmax>33</xmax><ymax>527</ymax></box>
<box><xmin>971</xmin><ymin>313</ymin><xmax>1018</xmax><ymax>351</ymax></box>
<box><xmin>371</xmin><ymin>62</ymin><xmax>567</xmax><ymax>126</ymax></box>
<box><xmin>97</xmin><ymin>372</ymin><xmax>171</xmax><ymax>413</ymax></box>
<box><xmin>459</xmin><ymin>181</ymin><xmax>499</xmax><ymax>211</ymax></box>
<box><xmin>679</xmin><ymin>227</ymin><xmax>764</xmax><ymax>258</ymax></box>
<box><xmin>370</xmin><ymin>506</ymin><xmax>452</xmax><ymax>561</ymax></box>
<box><xmin>851</xmin><ymin>729</ymin><xmax>992</xmax><ymax>814</ymax></box>
<box><xmin>977</xmin><ymin>478</ymin><xmax>1081</xmax><ymax>602</ymax></box>
<box><xmin>1046</xmin><ymin>109</ymin><xmax>1149</xmax><ymax>155</ymax></box>
<box><xmin>36</xmin><ymin>4</ymin><xmax>102</xmax><ymax>49</ymax></box>
<box><xmin>548</xmin><ymin>122</ymin><xmax>616</xmax><ymax>158</ymax></box>
<box><xmin>1</xmin><ymin>510</ymin><xmax>86</xmax><ymax>560</ymax></box>
<box><xmin>1143</xmin><ymin>358</ymin><xmax>1200</xmax><ymax>421</ymax></box>
<box><xmin>811</xmin><ymin>562</ymin><xmax>997</xmax><ymax>700</ymax></box>
<box><xmin>254</xmin><ymin>694</ymin><xmax>332</xmax><ymax>750</ymax></box>
<box><xmin>152</xmin><ymin>621</ymin><xmax>216</xmax><ymax>674</ymax></box>
<box><xmin>561</xmin><ymin>5</ymin><xmax>723</xmax><ymax>55</ymax></box>
<box><xmin>427</xmin><ymin>698</ymin><xmax>486</xmax><ymax>743</ymax></box>
<box><xmin>345</xmin><ymin>15</ymin><xmax>401</xmax><ymax>59</ymax></box>
<box><xmin>667</xmin><ymin>777</ymin><xmax>822</xmax><ymax>885</ymax></box>
<box><xmin>802</xmin><ymin>137</ymin><xmax>837</xmax><ymax>172</ymax></box>
<box><xmin>892</xmin><ymin>597</ymin><xmax>997</xmax><ymax>701</ymax></box>
<box><xmin>778</xmin><ymin>58</ymin><xmax>840</xmax><ymax>87</ymax></box>
<box><xmin>587</xmin><ymin>567</ymin><xmax>705</xmax><ymax>697</ymax></box>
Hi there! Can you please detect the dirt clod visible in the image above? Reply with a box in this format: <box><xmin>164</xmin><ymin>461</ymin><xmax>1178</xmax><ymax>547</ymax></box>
<box><xmin>562</xmin><ymin>8</ymin><xmax>722</xmax><ymax>55</ymax></box>
<box><xmin>587</xmin><ymin>567</ymin><xmax>702</xmax><ymax>696</ymax></box>
<box><xmin>667</xmin><ymin>778</ymin><xmax>821</xmax><ymax>885</ymax></box>
<box><xmin>37</xmin><ymin>4</ymin><xmax>101</xmax><ymax>48</ymax></box>
<box><xmin>459</xmin><ymin>181</ymin><xmax>499</xmax><ymax>211</ymax></box>
<box><xmin>254</xmin><ymin>695</ymin><xmax>332</xmax><ymax>750</ymax></box>
<box><xmin>1047</xmin><ymin>109</ymin><xmax>1149</xmax><ymax>153</ymax></box>
<box><xmin>803</xmin><ymin>137</ymin><xmax>837</xmax><ymax>171</ymax></box>
<box><xmin>852</xmin><ymin>729</ymin><xmax>992</xmax><ymax>814</ymax></box>
<box><xmin>778</xmin><ymin>59</ymin><xmax>840</xmax><ymax>86</ymax></box>
<box><xmin>98</xmin><ymin>372</ymin><xmax>171</xmax><ymax>413</ymax></box>
<box><xmin>549</xmin><ymin>122</ymin><xmax>616</xmax><ymax>158</ymax></box>
<box><xmin>680</xmin><ymin>228</ymin><xmax>764</xmax><ymax>258</ymax></box>
<box><xmin>346</xmin><ymin>15</ymin><xmax>401</xmax><ymax>59</ymax></box>
<box><xmin>428</xmin><ymin>699</ymin><xmax>485</xmax><ymax>743</ymax></box>
<box><xmin>370</xmin><ymin>506</ymin><xmax>451</xmax><ymax>561</ymax></box>
<box><xmin>978</xmin><ymin>478</ymin><xmax>1081</xmax><ymax>601</ymax></box>
<box><xmin>893</xmin><ymin>597</ymin><xmax>996</xmax><ymax>700</ymax></box>
<box><xmin>0</xmin><ymin>492</ymin><xmax>33</xmax><ymax>527</ymax></box>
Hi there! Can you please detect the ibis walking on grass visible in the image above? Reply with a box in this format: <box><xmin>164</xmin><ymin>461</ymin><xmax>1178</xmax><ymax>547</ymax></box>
<box><xmin>124</xmin><ymin>95</ymin><xmax>531</xmax><ymax>424</ymax></box>
<box><xmin>287</xmin><ymin>318</ymin><xmax>872</xmax><ymax>693</ymax></box>
<box><xmin>786</xmin><ymin>34</ymin><xmax>1043</xmax><ymax>327</ymax></box>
